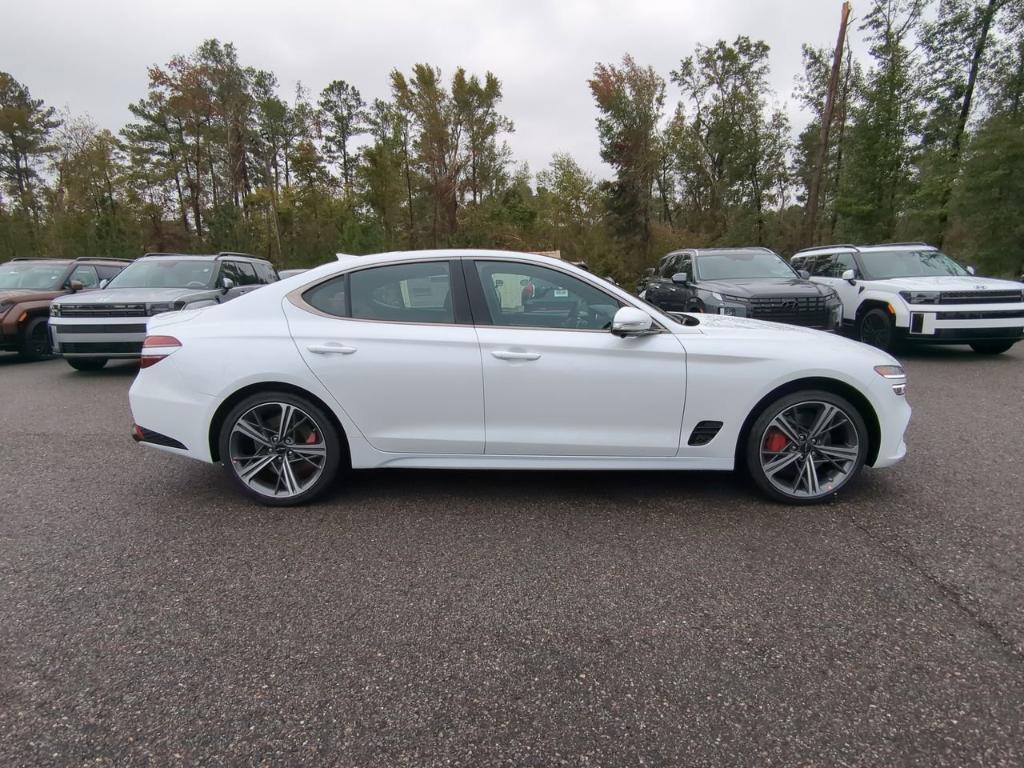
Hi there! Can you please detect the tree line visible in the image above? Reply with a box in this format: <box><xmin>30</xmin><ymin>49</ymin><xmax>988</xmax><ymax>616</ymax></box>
<box><xmin>1</xmin><ymin>0</ymin><xmax>1022</xmax><ymax>281</ymax></box>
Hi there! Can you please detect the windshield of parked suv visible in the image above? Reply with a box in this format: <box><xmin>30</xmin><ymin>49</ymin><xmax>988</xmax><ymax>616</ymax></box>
<box><xmin>105</xmin><ymin>259</ymin><xmax>217</xmax><ymax>289</ymax></box>
<box><xmin>857</xmin><ymin>249</ymin><xmax>969</xmax><ymax>279</ymax></box>
<box><xmin>0</xmin><ymin>262</ymin><xmax>67</xmax><ymax>291</ymax></box>
<box><xmin>695</xmin><ymin>251</ymin><xmax>797</xmax><ymax>281</ymax></box>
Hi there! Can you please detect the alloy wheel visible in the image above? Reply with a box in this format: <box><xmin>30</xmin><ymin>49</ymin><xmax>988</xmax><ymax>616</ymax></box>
<box><xmin>228</xmin><ymin>402</ymin><xmax>328</xmax><ymax>499</ymax></box>
<box><xmin>859</xmin><ymin>311</ymin><xmax>891</xmax><ymax>349</ymax></box>
<box><xmin>758</xmin><ymin>400</ymin><xmax>860</xmax><ymax>500</ymax></box>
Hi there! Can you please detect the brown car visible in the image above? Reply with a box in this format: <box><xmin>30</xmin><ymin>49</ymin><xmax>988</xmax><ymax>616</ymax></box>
<box><xmin>0</xmin><ymin>257</ymin><xmax>130</xmax><ymax>360</ymax></box>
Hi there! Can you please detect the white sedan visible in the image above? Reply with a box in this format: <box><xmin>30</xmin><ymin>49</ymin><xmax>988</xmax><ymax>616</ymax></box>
<box><xmin>128</xmin><ymin>250</ymin><xmax>911</xmax><ymax>506</ymax></box>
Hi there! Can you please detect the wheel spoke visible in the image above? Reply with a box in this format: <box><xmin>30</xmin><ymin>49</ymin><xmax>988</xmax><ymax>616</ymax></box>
<box><xmin>237</xmin><ymin>453</ymin><xmax>278</xmax><ymax>482</ymax></box>
<box><xmin>233</xmin><ymin>417</ymin><xmax>273</xmax><ymax>448</ymax></box>
<box><xmin>277</xmin><ymin>404</ymin><xmax>296</xmax><ymax>443</ymax></box>
<box><xmin>763</xmin><ymin>450</ymin><xmax>801</xmax><ymax>477</ymax></box>
<box><xmin>808</xmin><ymin>404</ymin><xmax>839</xmax><ymax>439</ymax></box>
<box><xmin>770</xmin><ymin>413</ymin><xmax>802</xmax><ymax>443</ymax></box>
<box><xmin>280</xmin><ymin>459</ymin><xmax>300</xmax><ymax>495</ymax></box>
<box><xmin>815</xmin><ymin>443</ymin><xmax>858</xmax><ymax>462</ymax></box>
<box><xmin>801</xmin><ymin>456</ymin><xmax>821</xmax><ymax>495</ymax></box>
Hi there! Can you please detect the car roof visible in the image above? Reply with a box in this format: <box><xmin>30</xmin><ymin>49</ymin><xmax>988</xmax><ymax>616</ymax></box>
<box><xmin>793</xmin><ymin>242</ymin><xmax>937</xmax><ymax>257</ymax></box>
<box><xmin>663</xmin><ymin>247</ymin><xmax>778</xmax><ymax>258</ymax></box>
<box><xmin>332</xmin><ymin>248</ymin><xmax>576</xmax><ymax>270</ymax></box>
<box><xmin>5</xmin><ymin>257</ymin><xmax>130</xmax><ymax>266</ymax></box>
<box><xmin>135</xmin><ymin>251</ymin><xmax>272</xmax><ymax>264</ymax></box>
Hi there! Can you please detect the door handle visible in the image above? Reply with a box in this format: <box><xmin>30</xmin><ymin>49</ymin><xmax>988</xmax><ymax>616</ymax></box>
<box><xmin>307</xmin><ymin>344</ymin><xmax>357</xmax><ymax>355</ymax></box>
<box><xmin>491</xmin><ymin>350</ymin><xmax>541</xmax><ymax>361</ymax></box>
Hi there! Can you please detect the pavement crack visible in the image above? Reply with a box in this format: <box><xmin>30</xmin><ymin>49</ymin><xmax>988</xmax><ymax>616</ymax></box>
<box><xmin>846</xmin><ymin>515</ymin><xmax>1024</xmax><ymax>664</ymax></box>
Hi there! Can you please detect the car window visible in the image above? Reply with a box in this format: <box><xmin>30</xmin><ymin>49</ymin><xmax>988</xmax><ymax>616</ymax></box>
<box><xmin>94</xmin><ymin>265</ymin><xmax>124</xmax><ymax>281</ymax></box>
<box><xmin>254</xmin><ymin>262</ymin><xmax>278</xmax><ymax>283</ymax></box>
<box><xmin>660</xmin><ymin>254</ymin><xmax>681</xmax><ymax>278</ymax></box>
<box><xmin>473</xmin><ymin>260</ymin><xmax>621</xmax><ymax>331</ymax></box>
<box><xmin>232</xmin><ymin>261</ymin><xmax>258</xmax><ymax>286</ymax></box>
<box><xmin>68</xmin><ymin>265</ymin><xmax>100</xmax><ymax>288</ymax></box>
<box><xmin>350</xmin><ymin>261</ymin><xmax>454</xmax><ymax>324</ymax></box>
<box><xmin>106</xmin><ymin>259</ymin><xmax>217</xmax><ymax>289</ymax></box>
<box><xmin>303</xmin><ymin>275</ymin><xmax>348</xmax><ymax>317</ymax></box>
<box><xmin>831</xmin><ymin>253</ymin><xmax>857</xmax><ymax>277</ymax></box>
<box><xmin>678</xmin><ymin>255</ymin><xmax>693</xmax><ymax>280</ymax></box>
<box><xmin>0</xmin><ymin>263</ymin><xmax>67</xmax><ymax>290</ymax></box>
<box><xmin>219</xmin><ymin>261</ymin><xmax>242</xmax><ymax>287</ymax></box>
<box><xmin>803</xmin><ymin>254</ymin><xmax>833</xmax><ymax>277</ymax></box>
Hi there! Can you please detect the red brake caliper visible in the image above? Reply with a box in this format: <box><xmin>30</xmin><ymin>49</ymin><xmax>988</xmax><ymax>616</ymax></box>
<box><xmin>305</xmin><ymin>432</ymin><xmax>318</xmax><ymax>445</ymax></box>
<box><xmin>764</xmin><ymin>428</ymin><xmax>788</xmax><ymax>453</ymax></box>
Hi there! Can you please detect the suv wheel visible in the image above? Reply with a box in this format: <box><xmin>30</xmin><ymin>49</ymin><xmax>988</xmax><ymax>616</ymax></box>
<box><xmin>857</xmin><ymin>308</ymin><xmax>894</xmax><ymax>351</ymax></box>
<box><xmin>745</xmin><ymin>390</ymin><xmax>868</xmax><ymax>505</ymax></box>
<box><xmin>969</xmin><ymin>341</ymin><xmax>1015</xmax><ymax>355</ymax></box>
<box><xmin>219</xmin><ymin>392</ymin><xmax>342</xmax><ymax>506</ymax></box>
<box><xmin>67</xmin><ymin>358</ymin><xmax>108</xmax><ymax>371</ymax></box>
<box><xmin>18</xmin><ymin>317</ymin><xmax>54</xmax><ymax>361</ymax></box>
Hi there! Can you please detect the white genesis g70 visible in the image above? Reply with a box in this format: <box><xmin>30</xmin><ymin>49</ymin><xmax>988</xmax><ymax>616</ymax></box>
<box><xmin>128</xmin><ymin>250</ymin><xmax>911</xmax><ymax>506</ymax></box>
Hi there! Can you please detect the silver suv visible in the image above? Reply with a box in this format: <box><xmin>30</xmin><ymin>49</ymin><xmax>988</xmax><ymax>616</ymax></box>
<box><xmin>50</xmin><ymin>252</ymin><xmax>278</xmax><ymax>371</ymax></box>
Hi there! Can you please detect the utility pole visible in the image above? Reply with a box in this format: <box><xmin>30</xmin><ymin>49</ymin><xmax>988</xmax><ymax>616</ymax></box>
<box><xmin>804</xmin><ymin>1</ymin><xmax>851</xmax><ymax>247</ymax></box>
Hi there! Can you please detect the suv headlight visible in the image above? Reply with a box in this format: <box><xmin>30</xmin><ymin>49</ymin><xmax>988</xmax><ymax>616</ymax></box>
<box><xmin>49</xmin><ymin>303</ymin><xmax>61</xmax><ymax>317</ymax></box>
<box><xmin>147</xmin><ymin>302</ymin><xmax>176</xmax><ymax>316</ymax></box>
<box><xmin>899</xmin><ymin>290</ymin><xmax>940</xmax><ymax>305</ymax></box>
<box><xmin>711</xmin><ymin>291</ymin><xmax>749</xmax><ymax>302</ymax></box>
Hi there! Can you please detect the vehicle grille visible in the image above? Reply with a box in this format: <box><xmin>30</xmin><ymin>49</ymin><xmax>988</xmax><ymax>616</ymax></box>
<box><xmin>937</xmin><ymin>290</ymin><xmax>1023</xmax><ymax>304</ymax></box>
<box><xmin>935</xmin><ymin>310</ymin><xmax>1024</xmax><ymax>320</ymax></box>
<box><xmin>748</xmin><ymin>296</ymin><xmax>830</xmax><ymax>327</ymax></box>
<box><xmin>53</xmin><ymin>324</ymin><xmax>148</xmax><ymax>334</ymax></box>
<box><xmin>59</xmin><ymin>304</ymin><xmax>147</xmax><ymax>317</ymax></box>
<box><xmin>934</xmin><ymin>327</ymin><xmax>1023</xmax><ymax>339</ymax></box>
<box><xmin>61</xmin><ymin>342</ymin><xmax>144</xmax><ymax>354</ymax></box>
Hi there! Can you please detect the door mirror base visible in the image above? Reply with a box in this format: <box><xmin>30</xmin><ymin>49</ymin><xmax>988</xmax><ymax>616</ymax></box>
<box><xmin>841</xmin><ymin>268</ymin><xmax>857</xmax><ymax>285</ymax></box>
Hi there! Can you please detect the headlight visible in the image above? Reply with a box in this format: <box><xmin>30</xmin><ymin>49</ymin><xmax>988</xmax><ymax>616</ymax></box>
<box><xmin>875</xmin><ymin>364</ymin><xmax>907</xmax><ymax>395</ymax></box>
<box><xmin>147</xmin><ymin>302</ymin><xmax>175</xmax><ymax>316</ymax></box>
<box><xmin>712</xmin><ymin>293</ymin><xmax>748</xmax><ymax>302</ymax></box>
<box><xmin>49</xmin><ymin>303</ymin><xmax>61</xmax><ymax>317</ymax></box>
<box><xmin>824</xmin><ymin>289</ymin><xmax>841</xmax><ymax>305</ymax></box>
<box><xmin>899</xmin><ymin>290</ymin><xmax>940</xmax><ymax>304</ymax></box>
<box><xmin>0</xmin><ymin>302</ymin><xmax>12</xmax><ymax>316</ymax></box>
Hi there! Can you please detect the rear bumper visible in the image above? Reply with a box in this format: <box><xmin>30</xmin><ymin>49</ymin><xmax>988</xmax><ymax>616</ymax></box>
<box><xmin>128</xmin><ymin>362</ymin><xmax>217</xmax><ymax>462</ymax></box>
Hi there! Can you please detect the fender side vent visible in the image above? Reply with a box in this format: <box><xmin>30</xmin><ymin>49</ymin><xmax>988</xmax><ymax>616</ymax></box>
<box><xmin>688</xmin><ymin>421</ymin><xmax>723</xmax><ymax>446</ymax></box>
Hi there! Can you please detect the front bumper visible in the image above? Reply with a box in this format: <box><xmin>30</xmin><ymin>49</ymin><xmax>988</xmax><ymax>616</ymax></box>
<box><xmin>50</xmin><ymin>316</ymin><xmax>148</xmax><ymax>358</ymax></box>
<box><xmin>894</xmin><ymin>301</ymin><xmax>1024</xmax><ymax>344</ymax></box>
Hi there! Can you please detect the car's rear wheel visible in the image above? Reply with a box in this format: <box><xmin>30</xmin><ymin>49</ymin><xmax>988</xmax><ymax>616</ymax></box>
<box><xmin>857</xmin><ymin>308</ymin><xmax>894</xmax><ymax>351</ymax></box>
<box><xmin>18</xmin><ymin>317</ymin><xmax>53</xmax><ymax>361</ymax></box>
<box><xmin>67</xmin><ymin>358</ymin><xmax>108</xmax><ymax>371</ymax></box>
<box><xmin>745</xmin><ymin>390</ymin><xmax>868</xmax><ymax>505</ymax></box>
<box><xmin>969</xmin><ymin>340</ymin><xmax>1015</xmax><ymax>355</ymax></box>
<box><xmin>219</xmin><ymin>392</ymin><xmax>342</xmax><ymax>506</ymax></box>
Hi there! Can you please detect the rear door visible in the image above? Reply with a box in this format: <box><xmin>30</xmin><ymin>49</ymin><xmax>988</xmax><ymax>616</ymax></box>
<box><xmin>285</xmin><ymin>259</ymin><xmax>485</xmax><ymax>454</ymax></box>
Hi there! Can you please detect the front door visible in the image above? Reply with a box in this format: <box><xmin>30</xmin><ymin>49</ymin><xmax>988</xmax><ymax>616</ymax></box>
<box><xmin>467</xmin><ymin>259</ymin><xmax>687</xmax><ymax>456</ymax></box>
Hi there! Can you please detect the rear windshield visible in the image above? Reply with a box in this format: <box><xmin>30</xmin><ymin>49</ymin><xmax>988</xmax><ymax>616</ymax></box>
<box><xmin>106</xmin><ymin>259</ymin><xmax>217</xmax><ymax>289</ymax></box>
<box><xmin>696</xmin><ymin>251</ymin><xmax>796</xmax><ymax>281</ymax></box>
<box><xmin>857</xmin><ymin>249</ymin><xmax>969</xmax><ymax>279</ymax></box>
<box><xmin>0</xmin><ymin>262</ymin><xmax>67</xmax><ymax>290</ymax></box>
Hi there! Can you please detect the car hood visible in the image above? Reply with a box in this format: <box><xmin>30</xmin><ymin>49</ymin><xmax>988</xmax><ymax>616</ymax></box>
<box><xmin>52</xmin><ymin>287</ymin><xmax>206</xmax><ymax>305</ymax></box>
<box><xmin>697</xmin><ymin>278</ymin><xmax>830</xmax><ymax>298</ymax></box>
<box><xmin>0</xmin><ymin>288</ymin><xmax>63</xmax><ymax>304</ymax></box>
<box><xmin>865</xmin><ymin>275</ymin><xmax>1024</xmax><ymax>292</ymax></box>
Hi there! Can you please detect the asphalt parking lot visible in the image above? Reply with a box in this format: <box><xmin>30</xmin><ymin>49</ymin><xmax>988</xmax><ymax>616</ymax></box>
<box><xmin>2</xmin><ymin>347</ymin><xmax>1023</xmax><ymax>766</ymax></box>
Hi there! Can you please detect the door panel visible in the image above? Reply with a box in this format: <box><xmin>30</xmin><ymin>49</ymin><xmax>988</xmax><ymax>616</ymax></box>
<box><xmin>283</xmin><ymin>261</ymin><xmax>483</xmax><ymax>454</ymax></box>
<box><xmin>476</xmin><ymin>327</ymin><xmax>687</xmax><ymax>456</ymax></box>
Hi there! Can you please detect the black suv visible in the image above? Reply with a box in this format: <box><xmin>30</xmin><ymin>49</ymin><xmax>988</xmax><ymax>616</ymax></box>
<box><xmin>49</xmin><ymin>252</ymin><xmax>278</xmax><ymax>370</ymax></box>
<box><xmin>640</xmin><ymin>247</ymin><xmax>842</xmax><ymax>330</ymax></box>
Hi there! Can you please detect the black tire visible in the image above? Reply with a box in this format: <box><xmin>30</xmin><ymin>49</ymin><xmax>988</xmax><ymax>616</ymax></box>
<box><xmin>67</xmin><ymin>358</ymin><xmax>108</xmax><ymax>371</ymax></box>
<box><xmin>18</xmin><ymin>317</ymin><xmax>54</xmax><ymax>361</ymax></box>
<box><xmin>857</xmin><ymin>307</ymin><xmax>895</xmax><ymax>351</ymax></box>
<box><xmin>969</xmin><ymin>340</ymin><xmax>1015</xmax><ymax>355</ymax></box>
<box><xmin>218</xmin><ymin>391</ymin><xmax>343</xmax><ymax>507</ymax></box>
<box><xmin>745</xmin><ymin>389</ymin><xmax>869</xmax><ymax>505</ymax></box>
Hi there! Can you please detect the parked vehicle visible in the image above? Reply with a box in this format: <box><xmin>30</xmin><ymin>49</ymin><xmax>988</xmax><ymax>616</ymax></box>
<box><xmin>278</xmin><ymin>269</ymin><xmax>308</xmax><ymax>279</ymax></box>
<box><xmin>129</xmin><ymin>249</ymin><xmax>910</xmax><ymax>507</ymax></box>
<box><xmin>0</xmin><ymin>257</ymin><xmax>129</xmax><ymax>360</ymax></box>
<box><xmin>641</xmin><ymin>248</ymin><xmax>842</xmax><ymax>331</ymax></box>
<box><xmin>791</xmin><ymin>243</ymin><xmax>1024</xmax><ymax>354</ymax></box>
<box><xmin>50</xmin><ymin>251</ymin><xmax>278</xmax><ymax>371</ymax></box>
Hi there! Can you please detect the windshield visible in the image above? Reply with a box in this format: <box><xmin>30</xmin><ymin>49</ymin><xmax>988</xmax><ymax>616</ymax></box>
<box><xmin>857</xmin><ymin>249</ymin><xmax>969</xmax><ymax>279</ymax></box>
<box><xmin>0</xmin><ymin>262</ymin><xmax>67</xmax><ymax>291</ymax></box>
<box><xmin>695</xmin><ymin>251</ymin><xmax>796</xmax><ymax>281</ymax></box>
<box><xmin>106</xmin><ymin>259</ymin><xmax>217</xmax><ymax>289</ymax></box>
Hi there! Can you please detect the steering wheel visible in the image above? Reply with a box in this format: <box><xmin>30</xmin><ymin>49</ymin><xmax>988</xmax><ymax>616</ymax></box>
<box><xmin>564</xmin><ymin>299</ymin><xmax>583</xmax><ymax>329</ymax></box>
<box><xmin>186</xmin><ymin>281</ymin><xmax>207</xmax><ymax>288</ymax></box>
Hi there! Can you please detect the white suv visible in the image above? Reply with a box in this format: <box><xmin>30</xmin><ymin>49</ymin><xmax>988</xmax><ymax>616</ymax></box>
<box><xmin>791</xmin><ymin>243</ymin><xmax>1024</xmax><ymax>354</ymax></box>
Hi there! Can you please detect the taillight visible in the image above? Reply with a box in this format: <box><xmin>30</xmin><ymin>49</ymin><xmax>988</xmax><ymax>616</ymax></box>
<box><xmin>140</xmin><ymin>335</ymin><xmax>182</xmax><ymax>368</ymax></box>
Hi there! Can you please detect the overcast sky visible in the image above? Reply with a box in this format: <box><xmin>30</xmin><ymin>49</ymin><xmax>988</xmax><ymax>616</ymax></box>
<box><xmin>3</xmin><ymin>0</ymin><xmax>868</xmax><ymax>178</ymax></box>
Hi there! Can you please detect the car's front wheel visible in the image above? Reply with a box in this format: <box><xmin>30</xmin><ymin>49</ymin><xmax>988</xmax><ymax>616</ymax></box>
<box><xmin>219</xmin><ymin>392</ymin><xmax>342</xmax><ymax>506</ymax></box>
<box><xmin>857</xmin><ymin>308</ymin><xmax>894</xmax><ymax>351</ymax></box>
<box><xmin>969</xmin><ymin>340</ymin><xmax>1015</xmax><ymax>355</ymax></box>
<box><xmin>18</xmin><ymin>317</ymin><xmax>53</xmax><ymax>361</ymax></box>
<box><xmin>745</xmin><ymin>390</ymin><xmax>868</xmax><ymax>504</ymax></box>
<box><xmin>67</xmin><ymin>358</ymin><xmax>108</xmax><ymax>371</ymax></box>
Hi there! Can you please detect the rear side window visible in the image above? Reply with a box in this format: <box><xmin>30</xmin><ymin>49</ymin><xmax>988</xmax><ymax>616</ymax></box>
<box><xmin>304</xmin><ymin>275</ymin><xmax>348</xmax><ymax>317</ymax></box>
<box><xmin>95</xmin><ymin>265</ymin><xmax>124</xmax><ymax>281</ymax></box>
<box><xmin>350</xmin><ymin>262</ymin><xmax>454</xmax><ymax>324</ymax></box>
<box><xmin>254</xmin><ymin>262</ymin><xmax>278</xmax><ymax>283</ymax></box>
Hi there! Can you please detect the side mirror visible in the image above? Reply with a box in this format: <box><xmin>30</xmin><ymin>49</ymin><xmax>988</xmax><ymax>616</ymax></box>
<box><xmin>99</xmin><ymin>278</ymin><xmax>109</xmax><ymax>289</ymax></box>
<box><xmin>221</xmin><ymin>277</ymin><xmax>235</xmax><ymax>293</ymax></box>
<box><xmin>798</xmin><ymin>269</ymin><xmax>811</xmax><ymax>279</ymax></box>
<box><xmin>611</xmin><ymin>306</ymin><xmax>655</xmax><ymax>337</ymax></box>
<box><xmin>68</xmin><ymin>279</ymin><xmax>84</xmax><ymax>293</ymax></box>
<box><xmin>671</xmin><ymin>272</ymin><xmax>689</xmax><ymax>285</ymax></box>
<box><xmin>966</xmin><ymin>265</ymin><xmax>976</xmax><ymax>276</ymax></box>
<box><xmin>841</xmin><ymin>268</ymin><xmax>857</xmax><ymax>284</ymax></box>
